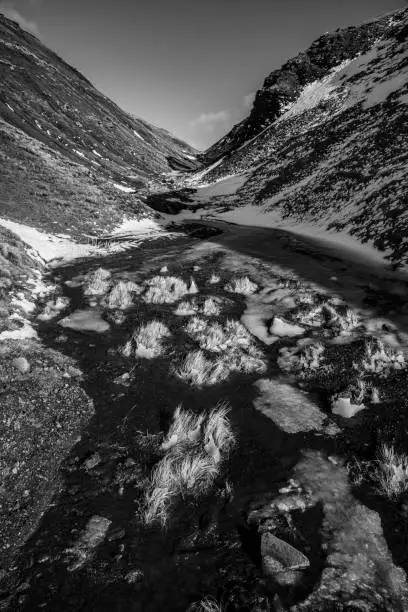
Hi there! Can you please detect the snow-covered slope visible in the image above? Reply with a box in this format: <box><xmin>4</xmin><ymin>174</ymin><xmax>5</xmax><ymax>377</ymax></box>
<box><xmin>182</xmin><ymin>8</ymin><xmax>408</xmax><ymax>268</ymax></box>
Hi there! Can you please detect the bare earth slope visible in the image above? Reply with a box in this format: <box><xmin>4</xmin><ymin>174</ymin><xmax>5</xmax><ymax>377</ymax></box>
<box><xmin>173</xmin><ymin>9</ymin><xmax>408</xmax><ymax>269</ymax></box>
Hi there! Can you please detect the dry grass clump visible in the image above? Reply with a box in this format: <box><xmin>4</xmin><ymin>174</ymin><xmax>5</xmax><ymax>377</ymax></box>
<box><xmin>122</xmin><ymin>320</ymin><xmax>171</xmax><ymax>359</ymax></box>
<box><xmin>176</xmin><ymin>318</ymin><xmax>266</xmax><ymax>386</ymax></box>
<box><xmin>208</xmin><ymin>274</ymin><xmax>220</xmax><ymax>285</ymax></box>
<box><xmin>161</xmin><ymin>405</ymin><xmax>205</xmax><ymax>451</ymax></box>
<box><xmin>185</xmin><ymin>316</ymin><xmax>208</xmax><ymax>335</ymax></box>
<box><xmin>294</xmin><ymin>301</ymin><xmax>360</xmax><ymax>336</ymax></box>
<box><xmin>188</xmin><ymin>318</ymin><xmax>254</xmax><ymax>354</ymax></box>
<box><xmin>187</xmin><ymin>597</ymin><xmax>224</xmax><ymax>612</ymax></box>
<box><xmin>174</xmin><ymin>300</ymin><xmax>198</xmax><ymax>316</ymax></box>
<box><xmin>277</xmin><ymin>341</ymin><xmax>325</xmax><ymax>374</ymax></box>
<box><xmin>83</xmin><ymin>267</ymin><xmax>111</xmax><ymax>297</ymax></box>
<box><xmin>104</xmin><ymin>280</ymin><xmax>142</xmax><ymax>310</ymax></box>
<box><xmin>174</xmin><ymin>350</ymin><xmax>227</xmax><ymax>386</ymax></box>
<box><xmin>143</xmin><ymin>275</ymin><xmax>197</xmax><ymax>304</ymax></box>
<box><xmin>373</xmin><ymin>444</ymin><xmax>408</xmax><ymax>500</ymax></box>
<box><xmin>224</xmin><ymin>276</ymin><xmax>258</xmax><ymax>295</ymax></box>
<box><xmin>356</xmin><ymin>338</ymin><xmax>405</xmax><ymax>378</ymax></box>
<box><xmin>202</xmin><ymin>297</ymin><xmax>221</xmax><ymax>317</ymax></box>
<box><xmin>144</xmin><ymin>403</ymin><xmax>235</xmax><ymax>527</ymax></box>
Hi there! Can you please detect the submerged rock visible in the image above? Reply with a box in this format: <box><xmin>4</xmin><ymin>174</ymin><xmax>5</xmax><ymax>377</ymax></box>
<box><xmin>65</xmin><ymin>515</ymin><xmax>111</xmax><ymax>572</ymax></box>
<box><xmin>293</xmin><ymin>451</ymin><xmax>408</xmax><ymax>611</ymax></box>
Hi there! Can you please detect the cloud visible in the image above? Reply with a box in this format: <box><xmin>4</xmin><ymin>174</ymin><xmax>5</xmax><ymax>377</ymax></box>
<box><xmin>0</xmin><ymin>3</ymin><xmax>40</xmax><ymax>36</ymax></box>
<box><xmin>243</xmin><ymin>92</ymin><xmax>256</xmax><ymax>109</ymax></box>
<box><xmin>190</xmin><ymin>110</ymin><xmax>230</xmax><ymax>131</ymax></box>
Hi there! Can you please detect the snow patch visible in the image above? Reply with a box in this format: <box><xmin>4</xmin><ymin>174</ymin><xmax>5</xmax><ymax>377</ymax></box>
<box><xmin>0</xmin><ymin>217</ymin><xmax>100</xmax><ymax>263</ymax></box>
<box><xmin>112</xmin><ymin>183</ymin><xmax>136</xmax><ymax>193</ymax></box>
<box><xmin>0</xmin><ymin>322</ymin><xmax>38</xmax><ymax>341</ymax></box>
<box><xmin>133</xmin><ymin>130</ymin><xmax>145</xmax><ymax>141</ymax></box>
<box><xmin>193</xmin><ymin>174</ymin><xmax>247</xmax><ymax>200</ymax></box>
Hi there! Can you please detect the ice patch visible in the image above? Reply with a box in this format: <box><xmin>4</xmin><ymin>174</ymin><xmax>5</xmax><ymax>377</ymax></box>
<box><xmin>59</xmin><ymin>309</ymin><xmax>110</xmax><ymax>333</ymax></box>
<box><xmin>193</xmin><ymin>174</ymin><xmax>247</xmax><ymax>200</ymax></box>
<box><xmin>269</xmin><ymin>317</ymin><xmax>305</xmax><ymax>338</ymax></box>
<box><xmin>254</xmin><ymin>379</ymin><xmax>333</xmax><ymax>434</ymax></box>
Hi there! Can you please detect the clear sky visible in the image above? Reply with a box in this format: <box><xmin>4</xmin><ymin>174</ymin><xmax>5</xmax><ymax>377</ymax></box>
<box><xmin>0</xmin><ymin>0</ymin><xmax>405</xmax><ymax>149</ymax></box>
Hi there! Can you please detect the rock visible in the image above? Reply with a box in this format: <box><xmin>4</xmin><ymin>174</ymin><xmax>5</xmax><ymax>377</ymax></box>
<box><xmin>12</xmin><ymin>357</ymin><xmax>30</xmax><ymax>373</ymax></box>
<box><xmin>331</xmin><ymin>396</ymin><xmax>366</xmax><ymax>418</ymax></box>
<box><xmin>83</xmin><ymin>452</ymin><xmax>101</xmax><ymax>471</ymax></box>
<box><xmin>261</xmin><ymin>532</ymin><xmax>309</xmax><ymax>576</ymax></box>
<box><xmin>107</xmin><ymin>527</ymin><xmax>125</xmax><ymax>542</ymax></box>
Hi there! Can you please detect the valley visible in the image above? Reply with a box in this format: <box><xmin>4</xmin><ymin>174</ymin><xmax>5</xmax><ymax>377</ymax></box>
<box><xmin>1</xmin><ymin>5</ymin><xmax>408</xmax><ymax>611</ymax></box>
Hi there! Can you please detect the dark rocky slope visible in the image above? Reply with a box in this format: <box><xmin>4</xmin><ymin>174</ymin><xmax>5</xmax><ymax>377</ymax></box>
<box><xmin>184</xmin><ymin>8</ymin><xmax>408</xmax><ymax>268</ymax></box>
<box><xmin>202</xmin><ymin>9</ymin><xmax>407</xmax><ymax>163</ymax></box>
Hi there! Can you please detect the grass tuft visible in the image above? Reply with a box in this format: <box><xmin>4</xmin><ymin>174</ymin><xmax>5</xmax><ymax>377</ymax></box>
<box><xmin>177</xmin><ymin>317</ymin><xmax>266</xmax><ymax>385</ymax></box>
<box><xmin>143</xmin><ymin>275</ymin><xmax>189</xmax><ymax>304</ymax></box>
<box><xmin>187</xmin><ymin>597</ymin><xmax>224</xmax><ymax>612</ymax></box>
<box><xmin>122</xmin><ymin>320</ymin><xmax>171</xmax><ymax>359</ymax></box>
<box><xmin>144</xmin><ymin>404</ymin><xmax>235</xmax><ymax>527</ymax></box>
<box><xmin>373</xmin><ymin>444</ymin><xmax>408</xmax><ymax>500</ymax></box>
<box><xmin>83</xmin><ymin>267</ymin><xmax>111</xmax><ymax>297</ymax></box>
<box><xmin>174</xmin><ymin>350</ymin><xmax>226</xmax><ymax>387</ymax></box>
<box><xmin>224</xmin><ymin>276</ymin><xmax>258</xmax><ymax>295</ymax></box>
<box><xmin>174</xmin><ymin>300</ymin><xmax>198</xmax><ymax>316</ymax></box>
<box><xmin>208</xmin><ymin>274</ymin><xmax>220</xmax><ymax>285</ymax></box>
<box><xmin>202</xmin><ymin>297</ymin><xmax>221</xmax><ymax>317</ymax></box>
<box><xmin>104</xmin><ymin>280</ymin><xmax>142</xmax><ymax>310</ymax></box>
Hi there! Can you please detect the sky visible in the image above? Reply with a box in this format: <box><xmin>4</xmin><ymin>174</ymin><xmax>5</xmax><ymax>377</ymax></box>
<box><xmin>0</xmin><ymin>0</ymin><xmax>406</xmax><ymax>150</ymax></box>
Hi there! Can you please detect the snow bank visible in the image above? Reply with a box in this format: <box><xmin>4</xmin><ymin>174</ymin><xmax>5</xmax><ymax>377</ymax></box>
<box><xmin>0</xmin><ymin>217</ymin><xmax>100</xmax><ymax>263</ymax></box>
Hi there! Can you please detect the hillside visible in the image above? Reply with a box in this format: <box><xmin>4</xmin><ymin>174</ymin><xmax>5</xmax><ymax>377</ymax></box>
<box><xmin>0</xmin><ymin>13</ymin><xmax>198</xmax><ymax>238</ymax></box>
<box><xmin>171</xmin><ymin>8</ymin><xmax>408</xmax><ymax>269</ymax></box>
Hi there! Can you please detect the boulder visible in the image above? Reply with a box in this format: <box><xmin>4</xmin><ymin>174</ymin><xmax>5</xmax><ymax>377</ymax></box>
<box><xmin>261</xmin><ymin>532</ymin><xmax>309</xmax><ymax>576</ymax></box>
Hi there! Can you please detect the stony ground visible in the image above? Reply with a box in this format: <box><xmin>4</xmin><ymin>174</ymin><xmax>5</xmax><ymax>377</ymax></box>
<box><xmin>2</xmin><ymin>221</ymin><xmax>408</xmax><ymax>611</ymax></box>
